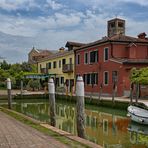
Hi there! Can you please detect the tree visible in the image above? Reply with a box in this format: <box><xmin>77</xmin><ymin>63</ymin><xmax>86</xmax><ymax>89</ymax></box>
<box><xmin>130</xmin><ymin>67</ymin><xmax>148</xmax><ymax>85</ymax></box>
<box><xmin>130</xmin><ymin>67</ymin><xmax>148</xmax><ymax>101</ymax></box>
<box><xmin>27</xmin><ymin>79</ymin><xmax>40</xmax><ymax>91</ymax></box>
<box><xmin>0</xmin><ymin>60</ymin><xmax>37</xmax><ymax>89</ymax></box>
<box><xmin>0</xmin><ymin>60</ymin><xmax>11</xmax><ymax>70</ymax></box>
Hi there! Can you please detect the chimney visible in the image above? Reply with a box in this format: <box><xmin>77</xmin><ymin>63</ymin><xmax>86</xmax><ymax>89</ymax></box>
<box><xmin>138</xmin><ymin>32</ymin><xmax>147</xmax><ymax>39</ymax></box>
<box><xmin>59</xmin><ymin>47</ymin><xmax>65</xmax><ymax>52</ymax></box>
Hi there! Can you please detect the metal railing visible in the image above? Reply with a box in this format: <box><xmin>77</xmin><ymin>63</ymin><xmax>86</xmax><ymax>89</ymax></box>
<box><xmin>62</xmin><ymin>64</ymin><xmax>73</xmax><ymax>73</ymax></box>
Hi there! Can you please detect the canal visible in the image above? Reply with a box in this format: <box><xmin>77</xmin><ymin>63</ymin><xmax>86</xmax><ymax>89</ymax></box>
<box><xmin>2</xmin><ymin>98</ymin><xmax>148</xmax><ymax>148</ymax></box>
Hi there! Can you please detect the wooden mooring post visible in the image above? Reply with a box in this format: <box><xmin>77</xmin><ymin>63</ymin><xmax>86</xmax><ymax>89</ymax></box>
<box><xmin>7</xmin><ymin>78</ymin><xmax>12</xmax><ymax>109</ymax></box>
<box><xmin>76</xmin><ymin>76</ymin><xmax>85</xmax><ymax>138</ymax></box>
<box><xmin>48</xmin><ymin>78</ymin><xmax>56</xmax><ymax>127</ymax></box>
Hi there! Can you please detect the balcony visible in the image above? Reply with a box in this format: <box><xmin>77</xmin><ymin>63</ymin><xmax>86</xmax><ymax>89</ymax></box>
<box><xmin>62</xmin><ymin>64</ymin><xmax>73</xmax><ymax>73</ymax></box>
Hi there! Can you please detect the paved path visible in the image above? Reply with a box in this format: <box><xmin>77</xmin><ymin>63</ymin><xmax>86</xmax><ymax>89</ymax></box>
<box><xmin>0</xmin><ymin>111</ymin><xmax>69</xmax><ymax>148</ymax></box>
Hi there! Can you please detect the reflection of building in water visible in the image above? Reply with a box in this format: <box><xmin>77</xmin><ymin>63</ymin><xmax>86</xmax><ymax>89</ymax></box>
<box><xmin>17</xmin><ymin>102</ymin><xmax>147</xmax><ymax>148</ymax></box>
<box><xmin>85</xmin><ymin>109</ymin><xmax>130</xmax><ymax>146</ymax></box>
<box><xmin>20</xmin><ymin>103</ymin><xmax>49</xmax><ymax>122</ymax></box>
<box><xmin>55</xmin><ymin>104</ymin><xmax>76</xmax><ymax>134</ymax></box>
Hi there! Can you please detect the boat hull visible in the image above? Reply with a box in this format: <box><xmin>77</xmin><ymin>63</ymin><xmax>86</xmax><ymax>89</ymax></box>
<box><xmin>127</xmin><ymin>105</ymin><xmax>148</xmax><ymax>125</ymax></box>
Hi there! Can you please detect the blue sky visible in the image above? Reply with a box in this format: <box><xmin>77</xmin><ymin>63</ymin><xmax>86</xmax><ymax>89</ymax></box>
<box><xmin>0</xmin><ymin>0</ymin><xmax>148</xmax><ymax>63</ymax></box>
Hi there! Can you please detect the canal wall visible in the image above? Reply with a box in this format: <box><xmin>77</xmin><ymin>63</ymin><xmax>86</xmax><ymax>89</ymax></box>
<box><xmin>11</xmin><ymin>93</ymin><xmax>129</xmax><ymax>110</ymax></box>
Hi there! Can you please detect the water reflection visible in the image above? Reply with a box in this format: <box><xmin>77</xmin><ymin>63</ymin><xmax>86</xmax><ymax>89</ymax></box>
<box><xmin>128</xmin><ymin>122</ymin><xmax>148</xmax><ymax>146</ymax></box>
<box><xmin>13</xmin><ymin>100</ymin><xmax>148</xmax><ymax>148</ymax></box>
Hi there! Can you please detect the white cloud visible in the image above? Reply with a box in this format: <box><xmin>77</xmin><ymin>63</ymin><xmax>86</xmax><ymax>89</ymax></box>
<box><xmin>119</xmin><ymin>0</ymin><xmax>148</xmax><ymax>6</ymax></box>
<box><xmin>54</xmin><ymin>13</ymin><xmax>81</xmax><ymax>27</ymax></box>
<box><xmin>0</xmin><ymin>0</ymin><xmax>40</xmax><ymax>11</ymax></box>
<box><xmin>76</xmin><ymin>0</ymin><xmax>148</xmax><ymax>6</ymax></box>
<box><xmin>0</xmin><ymin>10</ymin><xmax>85</xmax><ymax>37</ymax></box>
<box><xmin>46</xmin><ymin>0</ymin><xmax>64</xmax><ymax>10</ymax></box>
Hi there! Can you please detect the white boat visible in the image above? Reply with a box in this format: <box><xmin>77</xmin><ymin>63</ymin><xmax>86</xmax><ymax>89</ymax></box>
<box><xmin>127</xmin><ymin>102</ymin><xmax>148</xmax><ymax>125</ymax></box>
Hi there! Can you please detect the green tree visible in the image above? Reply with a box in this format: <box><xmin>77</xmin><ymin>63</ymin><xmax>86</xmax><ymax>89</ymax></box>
<box><xmin>130</xmin><ymin>67</ymin><xmax>148</xmax><ymax>85</ymax></box>
<box><xmin>27</xmin><ymin>79</ymin><xmax>40</xmax><ymax>91</ymax></box>
<box><xmin>0</xmin><ymin>60</ymin><xmax>11</xmax><ymax>70</ymax></box>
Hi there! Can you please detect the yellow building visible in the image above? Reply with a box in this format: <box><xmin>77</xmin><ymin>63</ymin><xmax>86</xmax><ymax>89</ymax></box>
<box><xmin>37</xmin><ymin>41</ymin><xmax>85</xmax><ymax>94</ymax></box>
<box><xmin>37</xmin><ymin>47</ymin><xmax>75</xmax><ymax>94</ymax></box>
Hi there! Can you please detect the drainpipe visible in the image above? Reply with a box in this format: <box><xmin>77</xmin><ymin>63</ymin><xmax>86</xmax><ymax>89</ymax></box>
<box><xmin>110</xmin><ymin>42</ymin><xmax>114</xmax><ymax>58</ymax></box>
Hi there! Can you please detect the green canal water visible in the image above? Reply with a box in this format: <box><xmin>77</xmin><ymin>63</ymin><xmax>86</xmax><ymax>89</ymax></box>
<box><xmin>2</xmin><ymin>98</ymin><xmax>148</xmax><ymax>148</ymax></box>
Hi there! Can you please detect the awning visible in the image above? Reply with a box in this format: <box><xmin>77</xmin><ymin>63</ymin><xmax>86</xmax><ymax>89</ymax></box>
<box><xmin>24</xmin><ymin>73</ymin><xmax>56</xmax><ymax>79</ymax></box>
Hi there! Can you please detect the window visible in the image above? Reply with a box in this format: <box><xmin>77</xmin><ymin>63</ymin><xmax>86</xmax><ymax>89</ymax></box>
<box><xmin>104</xmin><ymin>48</ymin><xmax>109</xmax><ymax>61</ymax></box>
<box><xmin>83</xmin><ymin>74</ymin><xmax>86</xmax><ymax>84</ymax></box>
<box><xmin>91</xmin><ymin>73</ymin><xmax>98</xmax><ymax>85</ymax></box>
<box><xmin>62</xmin><ymin>59</ymin><xmax>66</xmax><ymax>65</ymax></box>
<box><xmin>59</xmin><ymin>60</ymin><xmax>61</xmax><ymax>68</ymax></box>
<box><xmin>48</xmin><ymin>62</ymin><xmax>51</xmax><ymax>69</ymax></box>
<box><xmin>69</xmin><ymin>58</ymin><xmax>72</xmax><ymax>64</ymax></box>
<box><xmin>53</xmin><ymin>61</ymin><xmax>56</xmax><ymax>68</ymax></box>
<box><xmin>90</xmin><ymin>50</ymin><xmax>98</xmax><ymax>63</ymax></box>
<box><xmin>61</xmin><ymin>77</ymin><xmax>64</xmax><ymax>85</ymax></box>
<box><xmin>76</xmin><ymin>54</ymin><xmax>80</xmax><ymax>65</ymax></box>
<box><xmin>104</xmin><ymin>71</ymin><xmax>109</xmax><ymax>85</ymax></box>
<box><xmin>112</xmin><ymin>71</ymin><xmax>118</xmax><ymax>82</ymax></box>
<box><xmin>118</xmin><ymin>22</ymin><xmax>123</xmax><ymax>27</ymax></box>
<box><xmin>55</xmin><ymin>78</ymin><xmax>59</xmax><ymax>86</ymax></box>
<box><xmin>87</xmin><ymin>74</ymin><xmax>91</xmax><ymax>84</ymax></box>
<box><xmin>84</xmin><ymin>52</ymin><xmax>88</xmax><ymax>64</ymax></box>
<box><xmin>110</xmin><ymin>22</ymin><xmax>115</xmax><ymax>28</ymax></box>
<box><xmin>84</xmin><ymin>73</ymin><xmax>98</xmax><ymax>85</ymax></box>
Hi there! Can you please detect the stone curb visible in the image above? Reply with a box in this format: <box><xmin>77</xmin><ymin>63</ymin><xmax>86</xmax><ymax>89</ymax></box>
<box><xmin>41</xmin><ymin>123</ymin><xmax>102</xmax><ymax>148</ymax></box>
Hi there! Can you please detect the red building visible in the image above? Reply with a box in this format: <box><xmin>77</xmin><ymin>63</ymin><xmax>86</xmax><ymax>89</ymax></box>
<box><xmin>75</xmin><ymin>18</ymin><xmax>148</xmax><ymax>97</ymax></box>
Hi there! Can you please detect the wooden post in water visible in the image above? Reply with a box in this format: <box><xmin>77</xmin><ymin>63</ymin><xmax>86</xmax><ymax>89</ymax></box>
<box><xmin>20</xmin><ymin>80</ymin><xmax>23</xmax><ymax>96</ymax></box>
<box><xmin>76</xmin><ymin>76</ymin><xmax>85</xmax><ymax>138</ymax></box>
<box><xmin>98</xmin><ymin>83</ymin><xmax>102</xmax><ymax>101</ymax></box>
<box><xmin>136</xmin><ymin>83</ymin><xmax>139</xmax><ymax>103</ymax></box>
<box><xmin>130</xmin><ymin>83</ymin><xmax>134</xmax><ymax>103</ymax></box>
<box><xmin>112</xmin><ymin>82</ymin><xmax>116</xmax><ymax>103</ymax></box>
<box><xmin>7</xmin><ymin>78</ymin><xmax>12</xmax><ymax>109</ymax></box>
<box><xmin>48</xmin><ymin>78</ymin><xmax>56</xmax><ymax>127</ymax></box>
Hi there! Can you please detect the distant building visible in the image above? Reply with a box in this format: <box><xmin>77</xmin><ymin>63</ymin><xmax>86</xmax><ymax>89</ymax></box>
<box><xmin>75</xmin><ymin>18</ymin><xmax>148</xmax><ymax>97</ymax></box>
<box><xmin>28</xmin><ymin>47</ymin><xmax>53</xmax><ymax>64</ymax></box>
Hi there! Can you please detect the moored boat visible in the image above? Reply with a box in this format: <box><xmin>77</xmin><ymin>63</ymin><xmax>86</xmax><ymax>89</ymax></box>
<box><xmin>127</xmin><ymin>102</ymin><xmax>148</xmax><ymax>125</ymax></box>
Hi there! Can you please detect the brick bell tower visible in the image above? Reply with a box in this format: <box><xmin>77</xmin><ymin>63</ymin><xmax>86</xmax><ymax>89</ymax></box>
<box><xmin>107</xmin><ymin>18</ymin><xmax>125</xmax><ymax>37</ymax></box>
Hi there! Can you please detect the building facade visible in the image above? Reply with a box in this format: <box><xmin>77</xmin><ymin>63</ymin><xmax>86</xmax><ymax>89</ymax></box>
<box><xmin>37</xmin><ymin>48</ymin><xmax>75</xmax><ymax>94</ymax></box>
<box><xmin>75</xmin><ymin>18</ymin><xmax>148</xmax><ymax>97</ymax></box>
